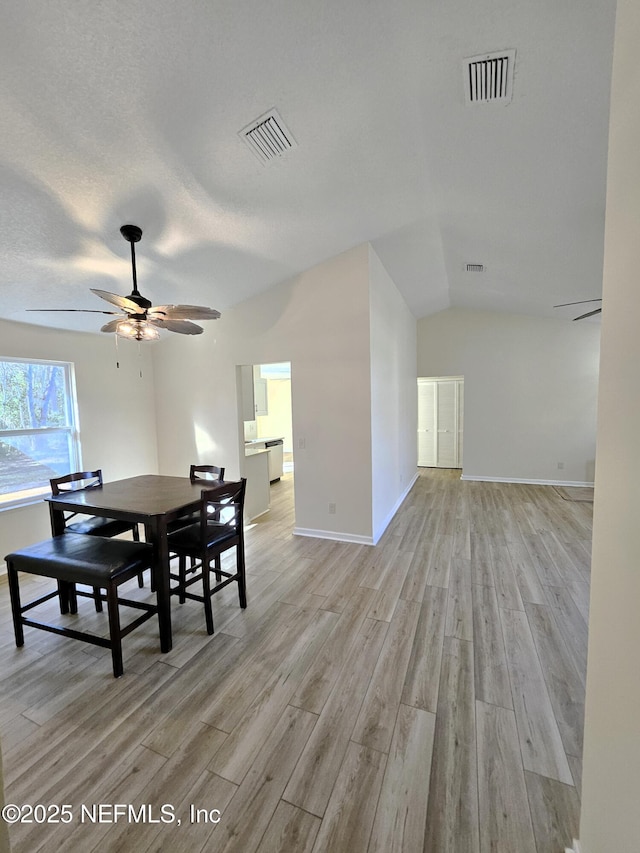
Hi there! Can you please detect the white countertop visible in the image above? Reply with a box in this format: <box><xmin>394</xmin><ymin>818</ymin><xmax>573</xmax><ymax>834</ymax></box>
<box><xmin>244</xmin><ymin>436</ymin><xmax>285</xmax><ymax>445</ymax></box>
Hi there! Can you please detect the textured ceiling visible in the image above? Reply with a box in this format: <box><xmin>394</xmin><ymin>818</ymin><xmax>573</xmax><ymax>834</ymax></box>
<box><xmin>0</xmin><ymin>0</ymin><xmax>616</xmax><ymax>334</ymax></box>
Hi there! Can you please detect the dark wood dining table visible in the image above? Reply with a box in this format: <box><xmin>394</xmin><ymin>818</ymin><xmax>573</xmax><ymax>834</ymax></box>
<box><xmin>46</xmin><ymin>474</ymin><xmax>228</xmax><ymax>653</ymax></box>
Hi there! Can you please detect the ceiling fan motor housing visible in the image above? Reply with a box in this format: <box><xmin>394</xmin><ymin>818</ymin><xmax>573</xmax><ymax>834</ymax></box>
<box><xmin>120</xmin><ymin>224</ymin><xmax>142</xmax><ymax>243</ymax></box>
<box><xmin>127</xmin><ymin>293</ymin><xmax>152</xmax><ymax>310</ymax></box>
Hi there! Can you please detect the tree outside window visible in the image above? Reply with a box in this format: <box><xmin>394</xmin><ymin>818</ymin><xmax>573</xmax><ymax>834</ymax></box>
<box><xmin>0</xmin><ymin>358</ymin><xmax>80</xmax><ymax>507</ymax></box>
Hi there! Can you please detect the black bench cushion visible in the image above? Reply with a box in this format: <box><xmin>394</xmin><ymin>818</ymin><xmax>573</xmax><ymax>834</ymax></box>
<box><xmin>5</xmin><ymin>535</ymin><xmax>153</xmax><ymax>586</ymax></box>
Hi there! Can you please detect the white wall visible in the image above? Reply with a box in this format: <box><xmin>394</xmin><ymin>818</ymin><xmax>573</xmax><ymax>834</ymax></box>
<box><xmin>579</xmin><ymin>0</ymin><xmax>640</xmax><ymax>848</ymax></box>
<box><xmin>0</xmin><ymin>319</ymin><xmax>158</xmax><ymax>559</ymax></box>
<box><xmin>154</xmin><ymin>245</ymin><xmax>375</xmax><ymax>540</ymax></box>
<box><xmin>417</xmin><ymin>308</ymin><xmax>600</xmax><ymax>484</ymax></box>
<box><xmin>369</xmin><ymin>245</ymin><xmax>417</xmax><ymax>540</ymax></box>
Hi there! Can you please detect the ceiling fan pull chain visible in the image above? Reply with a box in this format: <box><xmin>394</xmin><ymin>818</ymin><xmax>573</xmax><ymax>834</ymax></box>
<box><xmin>138</xmin><ymin>341</ymin><xmax>143</xmax><ymax>378</ymax></box>
<box><xmin>114</xmin><ymin>333</ymin><xmax>120</xmax><ymax>369</ymax></box>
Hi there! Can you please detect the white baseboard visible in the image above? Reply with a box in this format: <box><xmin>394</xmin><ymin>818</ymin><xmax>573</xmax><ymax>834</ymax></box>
<box><xmin>293</xmin><ymin>527</ymin><xmax>374</xmax><ymax>546</ymax></box>
<box><xmin>372</xmin><ymin>472</ymin><xmax>419</xmax><ymax>544</ymax></box>
<box><xmin>461</xmin><ymin>475</ymin><xmax>594</xmax><ymax>487</ymax></box>
<box><xmin>294</xmin><ymin>473</ymin><xmax>419</xmax><ymax>548</ymax></box>
<box><xmin>565</xmin><ymin>840</ymin><xmax>582</xmax><ymax>853</ymax></box>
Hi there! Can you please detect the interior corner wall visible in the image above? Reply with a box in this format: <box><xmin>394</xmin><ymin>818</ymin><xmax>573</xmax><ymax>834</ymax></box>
<box><xmin>579</xmin><ymin>0</ymin><xmax>640</xmax><ymax>847</ymax></box>
<box><xmin>0</xmin><ymin>319</ymin><xmax>158</xmax><ymax>560</ymax></box>
<box><xmin>368</xmin><ymin>245</ymin><xmax>417</xmax><ymax>540</ymax></box>
<box><xmin>153</xmin><ymin>244</ymin><xmax>374</xmax><ymax>540</ymax></box>
<box><xmin>417</xmin><ymin>308</ymin><xmax>600</xmax><ymax>484</ymax></box>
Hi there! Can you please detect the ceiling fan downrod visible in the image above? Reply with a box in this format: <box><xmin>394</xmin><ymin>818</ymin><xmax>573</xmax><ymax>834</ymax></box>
<box><xmin>120</xmin><ymin>224</ymin><xmax>151</xmax><ymax>309</ymax></box>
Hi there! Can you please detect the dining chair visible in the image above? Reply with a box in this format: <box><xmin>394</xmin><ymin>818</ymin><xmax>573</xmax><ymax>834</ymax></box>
<box><xmin>167</xmin><ymin>479</ymin><xmax>247</xmax><ymax>635</ymax></box>
<box><xmin>50</xmin><ymin>469</ymin><xmax>145</xmax><ymax>596</ymax></box>
<box><xmin>190</xmin><ymin>464</ymin><xmax>225</xmax><ymax>482</ymax></box>
<box><xmin>6</xmin><ymin>534</ymin><xmax>158</xmax><ymax>678</ymax></box>
<box><xmin>166</xmin><ymin>464</ymin><xmax>225</xmax><ymax>536</ymax></box>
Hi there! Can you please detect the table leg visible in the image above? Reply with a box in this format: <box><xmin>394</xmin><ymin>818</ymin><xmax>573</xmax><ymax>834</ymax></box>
<box><xmin>149</xmin><ymin>518</ymin><xmax>172</xmax><ymax>653</ymax></box>
<box><xmin>49</xmin><ymin>504</ymin><xmax>71</xmax><ymax>614</ymax></box>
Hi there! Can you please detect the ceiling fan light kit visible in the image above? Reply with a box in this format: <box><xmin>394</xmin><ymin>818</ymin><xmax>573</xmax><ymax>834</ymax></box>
<box><xmin>112</xmin><ymin>319</ymin><xmax>160</xmax><ymax>341</ymax></box>
<box><xmin>29</xmin><ymin>224</ymin><xmax>221</xmax><ymax>341</ymax></box>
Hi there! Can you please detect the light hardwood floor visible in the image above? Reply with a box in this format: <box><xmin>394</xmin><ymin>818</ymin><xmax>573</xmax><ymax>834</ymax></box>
<box><xmin>0</xmin><ymin>469</ymin><xmax>589</xmax><ymax>852</ymax></box>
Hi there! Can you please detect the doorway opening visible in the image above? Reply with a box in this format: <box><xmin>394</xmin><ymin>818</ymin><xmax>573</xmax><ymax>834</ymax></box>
<box><xmin>238</xmin><ymin>361</ymin><xmax>294</xmax><ymax>522</ymax></box>
<box><xmin>250</xmin><ymin>362</ymin><xmax>293</xmax><ymax>476</ymax></box>
<box><xmin>417</xmin><ymin>375</ymin><xmax>464</xmax><ymax>469</ymax></box>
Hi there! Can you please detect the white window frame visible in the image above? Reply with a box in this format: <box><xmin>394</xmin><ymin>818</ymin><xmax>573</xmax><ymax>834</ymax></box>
<box><xmin>0</xmin><ymin>357</ymin><xmax>81</xmax><ymax>511</ymax></box>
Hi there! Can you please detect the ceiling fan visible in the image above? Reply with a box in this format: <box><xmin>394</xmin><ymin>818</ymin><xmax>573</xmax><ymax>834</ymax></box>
<box><xmin>29</xmin><ymin>224</ymin><xmax>221</xmax><ymax>340</ymax></box>
<box><xmin>553</xmin><ymin>298</ymin><xmax>602</xmax><ymax>321</ymax></box>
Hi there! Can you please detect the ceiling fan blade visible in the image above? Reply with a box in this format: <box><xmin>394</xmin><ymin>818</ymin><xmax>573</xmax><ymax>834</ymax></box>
<box><xmin>148</xmin><ymin>317</ymin><xmax>204</xmax><ymax>334</ymax></box>
<box><xmin>149</xmin><ymin>304</ymin><xmax>221</xmax><ymax>321</ymax></box>
<box><xmin>90</xmin><ymin>288</ymin><xmax>145</xmax><ymax>314</ymax></box>
<box><xmin>100</xmin><ymin>319</ymin><xmax>124</xmax><ymax>333</ymax></box>
<box><xmin>554</xmin><ymin>298</ymin><xmax>602</xmax><ymax>308</ymax></box>
<box><xmin>573</xmin><ymin>308</ymin><xmax>602</xmax><ymax>321</ymax></box>
<box><xmin>26</xmin><ymin>308</ymin><xmax>123</xmax><ymax>315</ymax></box>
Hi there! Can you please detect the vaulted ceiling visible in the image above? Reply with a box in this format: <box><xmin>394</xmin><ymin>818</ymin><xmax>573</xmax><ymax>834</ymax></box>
<box><xmin>0</xmin><ymin>0</ymin><xmax>616</xmax><ymax>333</ymax></box>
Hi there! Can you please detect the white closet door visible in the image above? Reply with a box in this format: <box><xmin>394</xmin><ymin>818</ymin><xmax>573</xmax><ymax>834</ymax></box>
<box><xmin>436</xmin><ymin>380</ymin><xmax>457</xmax><ymax>467</ymax></box>
<box><xmin>417</xmin><ymin>377</ymin><xmax>464</xmax><ymax>469</ymax></box>
<box><xmin>417</xmin><ymin>380</ymin><xmax>436</xmax><ymax>466</ymax></box>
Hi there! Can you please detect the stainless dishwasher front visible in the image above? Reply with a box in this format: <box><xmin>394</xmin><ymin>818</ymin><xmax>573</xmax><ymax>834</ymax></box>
<box><xmin>264</xmin><ymin>439</ymin><xmax>284</xmax><ymax>482</ymax></box>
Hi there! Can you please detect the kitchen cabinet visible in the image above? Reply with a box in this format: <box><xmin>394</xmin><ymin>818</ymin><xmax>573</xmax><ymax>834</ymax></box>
<box><xmin>240</xmin><ymin>365</ymin><xmax>269</xmax><ymax>420</ymax></box>
<box><xmin>242</xmin><ymin>448</ymin><xmax>270</xmax><ymax>520</ymax></box>
<box><xmin>254</xmin><ymin>376</ymin><xmax>268</xmax><ymax>416</ymax></box>
<box><xmin>240</xmin><ymin>365</ymin><xmax>255</xmax><ymax>421</ymax></box>
<box><xmin>245</xmin><ymin>436</ymin><xmax>285</xmax><ymax>483</ymax></box>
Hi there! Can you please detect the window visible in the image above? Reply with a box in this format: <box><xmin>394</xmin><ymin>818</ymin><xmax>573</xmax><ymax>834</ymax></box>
<box><xmin>0</xmin><ymin>358</ymin><xmax>80</xmax><ymax>509</ymax></box>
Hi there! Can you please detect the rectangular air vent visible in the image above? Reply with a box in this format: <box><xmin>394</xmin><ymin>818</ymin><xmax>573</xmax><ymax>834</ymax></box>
<box><xmin>239</xmin><ymin>109</ymin><xmax>297</xmax><ymax>164</ymax></box>
<box><xmin>464</xmin><ymin>50</ymin><xmax>515</xmax><ymax>105</ymax></box>
<box><xmin>466</xmin><ymin>263</ymin><xmax>485</xmax><ymax>273</ymax></box>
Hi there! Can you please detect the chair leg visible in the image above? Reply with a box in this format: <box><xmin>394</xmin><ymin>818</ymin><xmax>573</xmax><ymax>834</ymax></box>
<box><xmin>106</xmin><ymin>582</ymin><xmax>124</xmax><ymax>678</ymax></box>
<box><xmin>178</xmin><ymin>556</ymin><xmax>187</xmax><ymax>604</ymax></box>
<box><xmin>59</xmin><ymin>580</ymin><xmax>78</xmax><ymax>614</ymax></box>
<box><xmin>91</xmin><ymin>584</ymin><xmax>103</xmax><ymax>612</ymax></box>
<box><xmin>202</xmin><ymin>560</ymin><xmax>214</xmax><ymax>635</ymax></box>
<box><xmin>133</xmin><ymin>524</ymin><xmax>144</xmax><ymax>587</ymax></box>
<box><xmin>237</xmin><ymin>545</ymin><xmax>247</xmax><ymax>609</ymax></box>
<box><xmin>57</xmin><ymin>579</ymin><xmax>70</xmax><ymax>614</ymax></box>
<box><xmin>67</xmin><ymin>582</ymin><xmax>78</xmax><ymax>614</ymax></box>
<box><xmin>7</xmin><ymin>563</ymin><xmax>25</xmax><ymax>647</ymax></box>
<box><xmin>214</xmin><ymin>555</ymin><xmax>222</xmax><ymax>583</ymax></box>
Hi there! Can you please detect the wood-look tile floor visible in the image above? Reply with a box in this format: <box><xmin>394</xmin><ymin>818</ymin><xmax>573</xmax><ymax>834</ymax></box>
<box><xmin>0</xmin><ymin>469</ymin><xmax>589</xmax><ymax>852</ymax></box>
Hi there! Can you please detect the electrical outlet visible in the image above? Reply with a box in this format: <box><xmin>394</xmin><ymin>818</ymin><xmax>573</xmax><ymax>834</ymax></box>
<box><xmin>558</xmin><ymin>462</ymin><xmax>564</xmax><ymax>470</ymax></box>
<box><xmin>328</xmin><ymin>502</ymin><xmax>336</xmax><ymax>515</ymax></box>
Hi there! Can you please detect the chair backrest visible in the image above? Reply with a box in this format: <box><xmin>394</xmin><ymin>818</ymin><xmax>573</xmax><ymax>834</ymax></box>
<box><xmin>50</xmin><ymin>470</ymin><xmax>104</xmax><ymax>496</ymax></box>
<box><xmin>199</xmin><ymin>479</ymin><xmax>246</xmax><ymax>547</ymax></box>
<box><xmin>190</xmin><ymin>464</ymin><xmax>225</xmax><ymax>483</ymax></box>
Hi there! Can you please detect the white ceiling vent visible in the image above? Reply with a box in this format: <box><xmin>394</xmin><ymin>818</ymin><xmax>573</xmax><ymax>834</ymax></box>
<box><xmin>239</xmin><ymin>109</ymin><xmax>297</xmax><ymax>164</ymax></box>
<box><xmin>464</xmin><ymin>50</ymin><xmax>515</xmax><ymax>105</ymax></box>
<box><xmin>466</xmin><ymin>263</ymin><xmax>485</xmax><ymax>273</ymax></box>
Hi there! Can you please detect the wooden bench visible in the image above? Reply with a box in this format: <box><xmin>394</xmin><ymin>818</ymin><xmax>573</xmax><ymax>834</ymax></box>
<box><xmin>6</xmin><ymin>534</ymin><xmax>158</xmax><ymax>677</ymax></box>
